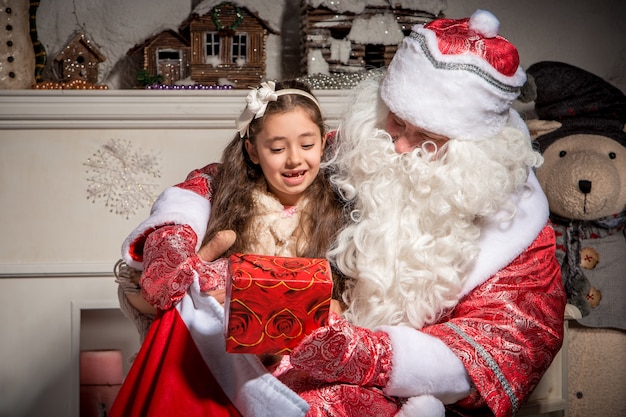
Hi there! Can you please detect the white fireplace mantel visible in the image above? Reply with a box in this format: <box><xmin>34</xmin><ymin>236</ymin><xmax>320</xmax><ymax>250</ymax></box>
<box><xmin>0</xmin><ymin>89</ymin><xmax>352</xmax><ymax>130</ymax></box>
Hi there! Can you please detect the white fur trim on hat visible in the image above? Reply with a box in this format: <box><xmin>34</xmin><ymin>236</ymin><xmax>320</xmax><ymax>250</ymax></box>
<box><xmin>121</xmin><ymin>186</ymin><xmax>211</xmax><ymax>269</ymax></box>
<box><xmin>468</xmin><ymin>9</ymin><xmax>500</xmax><ymax>38</ymax></box>
<box><xmin>381</xmin><ymin>10</ymin><xmax>526</xmax><ymax>140</ymax></box>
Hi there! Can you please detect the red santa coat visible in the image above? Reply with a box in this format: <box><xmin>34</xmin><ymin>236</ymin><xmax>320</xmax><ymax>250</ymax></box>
<box><xmin>378</xmin><ymin>172</ymin><xmax>566</xmax><ymax>416</ymax></box>
<box><xmin>381</xmin><ymin>225</ymin><xmax>564</xmax><ymax>416</ymax></box>
<box><xmin>114</xmin><ymin>164</ymin><xmax>566</xmax><ymax>417</ymax></box>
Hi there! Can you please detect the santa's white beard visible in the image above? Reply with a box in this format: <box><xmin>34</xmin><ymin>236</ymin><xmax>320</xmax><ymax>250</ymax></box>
<box><xmin>330</xmin><ymin>138</ymin><xmax>478</xmax><ymax>329</ymax></box>
<box><xmin>327</xmin><ymin>77</ymin><xmax>541</xmax><ymax>330</ymax></box>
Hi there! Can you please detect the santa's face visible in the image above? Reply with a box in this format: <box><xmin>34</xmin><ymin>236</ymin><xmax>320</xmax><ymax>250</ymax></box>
<box><xmin>385</xmin><ymin>112</ymin><xmax>449</xmax><ymax>155</ymax></box>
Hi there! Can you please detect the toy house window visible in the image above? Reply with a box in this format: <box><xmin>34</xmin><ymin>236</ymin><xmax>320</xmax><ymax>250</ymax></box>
<box><xmin>231</xmin><ymin>33</ymin><xmax>248</xmax><ymax>63</ymax></box>
<box><xmin>364</xmin><ymin>44</ymin><xmax>386</xmax><ymax>68</ymax></box>
<box><xmin>205</xmin><ymin>32</ymin><xmax>221</xmax><ymax>58</ymax></box>
<box><xmin>157</xmin><ymin>49</ymin><xmax>181</xmax><ymax>64</ymax></box>
<box><xmin>75</xmin><ymin>55</ymin><xmax>87</xmax><ymax>78</ymax></box>
<box><xmin>330</xmin><ymin>28</ymin><xmax>350</xmax><ymax>41</ymax></box>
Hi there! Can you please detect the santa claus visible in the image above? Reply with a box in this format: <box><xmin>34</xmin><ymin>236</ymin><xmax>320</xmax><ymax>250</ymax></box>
<box><xmin>277</xmin><ymin>9</ymin><xmax>566</xmax><ymax>417</ymax></box>
<box><xmin>111</xmin><ymin>10</ymin><xmax>566</xmax><ymax>417</ymax></box>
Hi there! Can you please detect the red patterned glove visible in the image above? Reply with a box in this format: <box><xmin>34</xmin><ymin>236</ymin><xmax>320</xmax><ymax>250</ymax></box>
<box><xmin>141</xmin><ymin>224</ymin><xmax>227</xmax><ymax>310</ymax></box>
<box><xmin>289</xmin><ymin>312</ymin><xmax>392</xmax><ymax>387</ymax></box>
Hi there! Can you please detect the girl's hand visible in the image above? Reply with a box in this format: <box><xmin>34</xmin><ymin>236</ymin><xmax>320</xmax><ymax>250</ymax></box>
<box><xmin>198</xmin><ymin>230</ymin><xmax>236</xmax><ymax>262</ymax></box>
<box><xmin>330</xmin><ymin>299</ymin><xmax>344</xmax><ymax>315</ymax></box>
<box><xmin>197</xmin><ymin>230</ymin><xmax>237</xmax><ymax>297</ymax></box>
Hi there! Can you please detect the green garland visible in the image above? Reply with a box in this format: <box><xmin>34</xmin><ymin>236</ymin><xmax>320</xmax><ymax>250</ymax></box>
<box><xmin>211</xmin><ymin>3</ymin><xmax>244</xmax><ymax>35</ymax></box>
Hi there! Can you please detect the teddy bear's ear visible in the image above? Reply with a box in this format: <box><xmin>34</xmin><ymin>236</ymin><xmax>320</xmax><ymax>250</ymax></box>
<box><xmin>526</xmin><ymin>119</ymin><xmax>562</xmax><ymax>141</ymax></box>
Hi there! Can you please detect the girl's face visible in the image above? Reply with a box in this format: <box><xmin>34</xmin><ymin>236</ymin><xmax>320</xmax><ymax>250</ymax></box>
<box><xmin>245</xmin><ymin>107</ymin><xmax>325</xmax><ymax>206</ymax></box>
<box><xmin>385</xmin><ymin>112</ymin><xmax>449</xmax><ymax>154</ymax></box>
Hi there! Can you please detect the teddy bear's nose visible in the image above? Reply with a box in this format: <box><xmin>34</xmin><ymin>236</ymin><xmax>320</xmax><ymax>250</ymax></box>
<box><xmin>578</xmin><ymin>180</ymin><xmax>592</xmax><ymax>194</ymax></box>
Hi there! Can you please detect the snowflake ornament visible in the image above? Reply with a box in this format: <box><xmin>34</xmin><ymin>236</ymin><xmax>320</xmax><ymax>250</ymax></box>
<box><xmin>84</xmin><ymin>138</ymin><xmax>161</xmax><ymax>219</ymax></box>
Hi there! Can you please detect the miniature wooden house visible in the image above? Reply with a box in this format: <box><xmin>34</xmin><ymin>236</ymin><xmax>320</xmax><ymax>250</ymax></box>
<box><xmin>180</xmin><ymin>2</ymin><xmax>277</xmax><ymax>88</ymax></box>
<box><xmin>301</xmin><ymin>1</ymin><xmax>444</xmax><ymax>75</ymax></box>
<box><xmin>129</xmin><ymin>29</ymin><xmax>191</xmax><ymax>85</ymax></box>
<box><xmin>54</xmin><ymin>32</ymin><xmax>106</xmax><ymax>84</ymax></box>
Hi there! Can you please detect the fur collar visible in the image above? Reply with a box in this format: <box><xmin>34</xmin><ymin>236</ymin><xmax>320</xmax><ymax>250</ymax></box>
<box><xmin>247</xmin><ymin>187</ymin><xmax>308</xmax><ymax>257</ymax></box>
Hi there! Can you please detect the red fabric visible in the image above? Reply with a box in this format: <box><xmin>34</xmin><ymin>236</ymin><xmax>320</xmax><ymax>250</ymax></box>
<box><xmin>125</xmin><ymin>163</ymin><xmax>220</xmax><ymax>264</ymax></box>
<box><xmin>278</xmin><ymin>368</ymin><xmax>402</xmax><ymax>417</ymax></box>
<box><xmin>141</xmin><ymin>224</ymin><xmax>228</xmax><ymax>310</ymax></box>
<box><xmin>425</xmin><ymin>17</ymin><xmax>520</xmax><ymax>76</ymax></box>
<box><xmin>109</xmin><ymin>308</ymin><xmax>242</xmax><ymax>417</ymax></box>
<box><xmin>289</xmin><ymin>312</ymin><xmax>392</xmax><ymax>388</ymax></box>
<box><xmin>141</xmin><ymin>224</ymin><xmax>198</xmax><ymax>309</ymax></box>
<box><xmin>276</xmin><ymin>313</ymin><xmax>399</xmax><ymax>416</ymax></box>
<box><xmin>176</xmin><ymin>163</ymin><xmax>221</xmax><ymax>198</ymax></box>
<box><xmin>423</xmin><ymin>224</ymin><xmax>566</xmax><ymax>416</ymax></box>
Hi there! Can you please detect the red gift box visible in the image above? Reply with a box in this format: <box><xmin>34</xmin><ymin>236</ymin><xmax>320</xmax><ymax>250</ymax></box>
<box><xmin>225</xmin><ymin>254</ymin><xmax>333</xmax><ymax>355</ymax></box>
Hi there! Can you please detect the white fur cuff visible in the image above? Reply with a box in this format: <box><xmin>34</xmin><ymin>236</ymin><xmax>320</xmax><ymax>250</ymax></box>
<box><xmin>121</xmin><ymin>186</ymin><xmax>211</xmax><ymax>269</ymax></box>
<box><xmin>379</xmin><ymin>325</ymin><xmax>471</xmax><ymax>404</ymax></box>
<box><xmin>396</xmin><ymin>395</ymin><xmax>445</xmax><ymax>417</ymax></box>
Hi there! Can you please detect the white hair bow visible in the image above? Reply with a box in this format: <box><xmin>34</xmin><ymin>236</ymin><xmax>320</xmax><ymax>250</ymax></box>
<box><xmin>236</xmin><ymin>81</ymin><xmax>278</xmax><ymax>138</ymax></box>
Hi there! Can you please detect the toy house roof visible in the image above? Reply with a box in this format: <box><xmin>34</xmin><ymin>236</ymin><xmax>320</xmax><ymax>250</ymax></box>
<box><xmin>127</xmin><ymin>29</ymin><xmax>190</xmax><ymax>56</ymax></box>
<box><xmin>303</xmin><ymin>0</ymin><xmax>447</xmax><ymax>17</ymax></box>
<box><xmin>191</xmin><ymin>0</ymin><xmax>281</xmax><ymax>34</ymax></box>
<box><xmin>54</xmin><ymin>32</ymin><xmax>107</xmax><ymax>63</ymax></box>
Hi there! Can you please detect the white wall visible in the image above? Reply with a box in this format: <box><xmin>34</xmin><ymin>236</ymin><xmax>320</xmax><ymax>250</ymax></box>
<box><xmin>444</xmin><ymin>0</ymin><xmax>626</xmax><ymax>93</ymax></box>
<box><xmin>0</xmin><ymin>277</ymin><xmax>130</xmax><ymax>416</ymax></box>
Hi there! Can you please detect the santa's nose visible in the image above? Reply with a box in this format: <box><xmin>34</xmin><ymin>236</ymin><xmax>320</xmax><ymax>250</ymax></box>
<box><xmin>578</xmin><ymin>180</ymin><xmax>592</xmax><ymax>194</ymax></box>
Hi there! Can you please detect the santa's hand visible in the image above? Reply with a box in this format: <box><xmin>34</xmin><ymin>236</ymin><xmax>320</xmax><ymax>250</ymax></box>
<box><xmin>205</xmin><ymin>288</ymin><xmax>226</xmax><ymax>304</ymax></box>
<box><xmin>289</xmin><ymin>312</ymin><xmax>392</xmax><ymax>387</ymax></box>
<box><xmin>196</xmin><ymin>230</ymin><xmax>236</xmax><ymax>295</ymax></box>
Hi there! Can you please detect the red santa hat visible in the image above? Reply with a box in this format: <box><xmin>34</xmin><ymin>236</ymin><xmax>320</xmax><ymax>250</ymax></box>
<box><xmin>381</xmin><ymin>10</ymin><xmax>527</xmax><ymax>140</ymax></box>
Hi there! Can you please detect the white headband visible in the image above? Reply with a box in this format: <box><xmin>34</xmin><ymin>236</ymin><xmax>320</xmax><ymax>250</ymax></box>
<box><xmin>235</xmin><ymin>81</ymin><xmax>322</xmax><ymax>138</ymax></box>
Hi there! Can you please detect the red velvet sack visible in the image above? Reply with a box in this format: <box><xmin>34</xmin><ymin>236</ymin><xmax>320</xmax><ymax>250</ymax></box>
<box><xmin>225</xmin><ymin>254</ymin><xmax>333</xmax><ymax>355</ymax></box>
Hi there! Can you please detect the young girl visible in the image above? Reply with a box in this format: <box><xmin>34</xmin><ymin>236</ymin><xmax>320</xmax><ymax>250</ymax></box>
<box><xmin>110</xmin><ymin>80</ymin><xmax>345</xmax><ymax>417</ymax></box>
<box><xmin>204</xmin><ymin>79</ymin><xmax>343</xmax><ymax>261</ymax></box>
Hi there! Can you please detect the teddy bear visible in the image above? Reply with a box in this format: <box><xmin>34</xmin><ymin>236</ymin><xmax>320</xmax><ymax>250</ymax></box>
<box><xmin>525</xmin><ymin>60</ymin><xmax>626</xmax><ymax>416</ymax></box>
<box><xmin>524</xmin><ymin>61</ymin><xmax>626</xmax><ymax>323</ymax></box>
